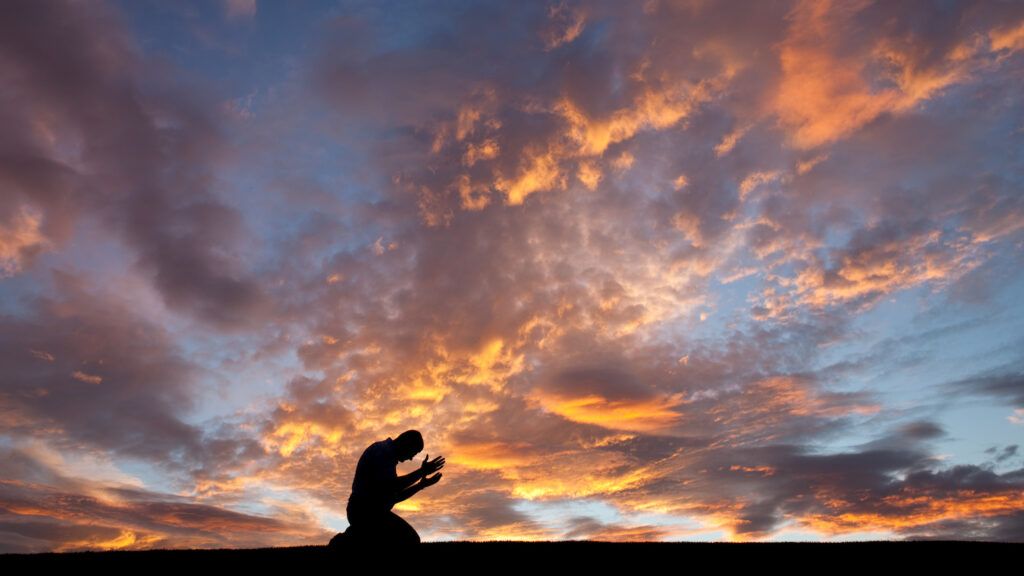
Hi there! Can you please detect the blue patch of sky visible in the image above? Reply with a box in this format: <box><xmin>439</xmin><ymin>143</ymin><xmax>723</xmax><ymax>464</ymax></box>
<box><xmin>935</xmin><ymin>404</ymin><xmax>1024</xmax><ymax>470</ymax></box>
<box><xmin>512</xmin><ymin>497</ymin><xmax>716</xmax><ymax>541</ymax></box>
<box><xmin>765</xmin><ymin>525</ymin><xmax>897</xmax><ymax>542</ymax></box>
<box><xmin>349</xmin><ymin>0</ymin><xmax>555</xmax><ymax>93</ymax></box>
<box><xmin>218</xmin><ymin>137</ymin><xmax>381</xmax><ymax>270</ymax></box>
<box><xmin>819</xmin><ymin>226</ymin><xmax>849</xmax><ymax>255</ymax></box>
<box><xmin>113</xmin><ymin>1</ymin><xmax>389</xmax><ymax>266</ymax></box>
<box><xmin>513</xmin><ymin>497</ymin><xmax>621</xmax><ymax>533</ymax></box>
<box><xmin>119</xmin><ymin>0</ymin><xmax>407</xmax><ymax>298</ymax></box>
<box><xmin>804</xmin><ymin>262</ymin><xmax>1024</xmax><ymax>463</ymax></box>
<box><xmin>115</xmin><ymin>0</ymin><xmax>334</xmax><ymax>95</ymax></box>
<box><xmin>617</xmin><ymin>509</ymin><xmax>709</xmax><ymax>540</ymax></box>
<box><xmin>227</xmin><ymin>483</ymin><xmax>306</xmax><ymax>518</ymax></box>
<box><xmin>577</xmin><ymin>18</ymin><xmax>611</xmax><ymax>56</ymax></box>
<box><xmin>0</xmin><ymin>272</ymin><xmax>49</xmax><ymax>318</ymax></box>
<box><xmin>175</xmin><ymin>331</ymin><xmax>308</xmax><ymax>427</ymax></box>
<box><xmin>332</xmin><ymin>0</ymin><xmax>465</xmax><ymax>55</ymax></box>
<box><xmin>317</xmin><ymin>505</ymin><xmax>351</xmax><ymax>534</ymax></box>
<box><xmin>115</xmin><ymin>458</ymin><xmax>184</xmax><ymax>495</ymax></box>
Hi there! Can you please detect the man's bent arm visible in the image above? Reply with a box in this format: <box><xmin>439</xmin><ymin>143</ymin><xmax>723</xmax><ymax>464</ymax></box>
<box><xmin>395</xmin><ymin>469</ymin><xmax>425</xmax><ymax>492</ymax></box>
<box><xmin>393</xmin><ymin>481</ymin><xmax>424</xmax><ymax>504</ymax></box>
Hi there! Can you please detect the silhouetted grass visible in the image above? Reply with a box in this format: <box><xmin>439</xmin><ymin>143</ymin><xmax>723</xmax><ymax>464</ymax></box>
<box><xmin>2</xmin><ymin>540</ymin><xmax>1017</xmax><ymax>568</ymax></box>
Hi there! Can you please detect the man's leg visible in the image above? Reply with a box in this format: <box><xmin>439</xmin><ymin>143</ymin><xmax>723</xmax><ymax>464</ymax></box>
<box><xmin>383</xmin><ymin>510</ymin><xmax>420</xmax><ymax>545</ymax></box>
<box><xmin>347</xmin><ymin>502</ymin><xmax>419</xmax><ymax>545</ymax></box>
<box><xmin>346</xmin><ymin>502</ymin><xmax>383</xmax><ymax>543</ymax></box>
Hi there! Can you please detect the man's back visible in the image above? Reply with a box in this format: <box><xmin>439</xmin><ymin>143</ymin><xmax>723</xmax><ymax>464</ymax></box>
<box><xmin>348</xmin><ymin>437</ymin><xmax>398</xmax><ymax>513</ymax></box>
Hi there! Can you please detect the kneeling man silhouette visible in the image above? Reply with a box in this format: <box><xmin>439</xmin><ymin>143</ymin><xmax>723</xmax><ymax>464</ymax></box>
<box><xmin>330</xmin><ymin>430</ymin><xmax>444</xmax><ymax>548</ymax></box>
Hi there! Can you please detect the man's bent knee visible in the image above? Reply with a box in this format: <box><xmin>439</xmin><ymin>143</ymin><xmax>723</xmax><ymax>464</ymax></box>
<box><xmin>388</xmin><ymin>512</ymin><xmax>420</xmax><ymax>545</ymax></box>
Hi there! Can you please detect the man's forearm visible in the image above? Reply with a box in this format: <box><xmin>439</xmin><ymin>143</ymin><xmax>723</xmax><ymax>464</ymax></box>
<box><xmin>395</xmin><ymin>469</ymin><xmax>425</xmax><ymax>491</ymax></box>
<box><xmin>393</xmin><ymin>481</ymin><xmax>423</xmax><ymax>504</ymax></box>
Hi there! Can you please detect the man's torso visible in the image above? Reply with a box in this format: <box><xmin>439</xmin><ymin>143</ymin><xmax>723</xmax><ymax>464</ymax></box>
<box><xmin>348</xmin><ymin>438</ymin><xmax>397</xmax><ymax>513</ymax></box>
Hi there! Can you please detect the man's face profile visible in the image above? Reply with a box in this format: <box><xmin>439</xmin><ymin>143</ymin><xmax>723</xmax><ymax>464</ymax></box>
<box><xmin>396</xmin><ymin>443</ymin><xmax>419</xmax><ymax>462</ymax></box>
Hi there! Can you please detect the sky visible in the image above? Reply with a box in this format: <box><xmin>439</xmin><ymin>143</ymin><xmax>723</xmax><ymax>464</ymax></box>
<box><xmin>1</xmin><ymin>0</ymin><xmax>1023</xmax><ymax>552</ymax></box>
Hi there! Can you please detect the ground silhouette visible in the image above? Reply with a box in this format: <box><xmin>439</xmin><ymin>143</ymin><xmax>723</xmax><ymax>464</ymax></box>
<box><xmin>2</xmin><ymin>541</ymin><xmax>1013</xmax><ymax>568</ymax></box>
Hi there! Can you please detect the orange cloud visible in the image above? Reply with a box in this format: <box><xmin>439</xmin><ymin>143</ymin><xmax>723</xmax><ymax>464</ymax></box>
<box><xmin>496</xmin><ymin>146</ymin><xmax>567</xmax><ymax>205</ymax></box>
<box><xmin>714</xmin><ymin>124</ymin><xmax>751</xmax><ymax>156</ymax></box>
<box><xmin>988</xmin><ymin>20</ymin><xmax>1024</xmax><ymax>53</ymax></box>
<box><xmin>447</xmin><ymin>441</ymin><xmax>539</xmax><ymax>471</ymax></box>
<box><xmin>508</xmin><ymin>453</ymin><xmax>661</xmax><ymax>500</ymax></box>
<box><xmin>527</xmin><ymin>389</ymin><xmax>688</xmax><ymax>433</ymax></box>
<box><xmin>0</xmin><ymin>204</ymin><xmax>50</xmax><ymax>278</ymax></box>
<box><xmin>764</xmin><ymin>227</ymin><xmax>984</xmax><ymax>314</ymax></box>
<box><xmin>772</xmin><ymin>0</ymin><xmax>1020</xmax><ymax>149</ymax></box>
<box><xmin>556</xmin><ymin>81</ymin><xmax>713</xmax><ymax>157</ymax></box>
<box><xmin>541</xmin><ymin>2</ymin><xmax>587</xmax><ymax>51</ymax></box>
<box><xmin>576</xmin><ymin>160</ymin><xmax>603</xmax><ymax>190</ymax></box>
<box><xmin>71</xmin><ymin>370</ymin><xmax>103</xmax><ymax>385</ymax></box>
<box><xmin>799</xmin><ymin>489</ymin><xmax>1024</xmax><ymax>536</ymax></box>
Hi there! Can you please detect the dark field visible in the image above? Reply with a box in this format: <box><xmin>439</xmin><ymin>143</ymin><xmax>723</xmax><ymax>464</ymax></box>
<box><xmin>2</xmin><ymin>540</ymin><xmax>1018</xmax><ymax>568</ymax></box>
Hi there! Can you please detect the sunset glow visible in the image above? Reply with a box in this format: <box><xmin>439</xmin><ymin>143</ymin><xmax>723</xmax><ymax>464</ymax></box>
<box><xmin>1</xmin><ymin>0</ymin><xmax>1023</xmax><ymax>551</ymax></box>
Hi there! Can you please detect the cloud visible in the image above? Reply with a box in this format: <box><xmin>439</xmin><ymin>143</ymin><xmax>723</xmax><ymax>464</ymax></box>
<box><xmin>986</xmin><ymin>445</ymin><xmax>1019</xmax><ymax>464</ymax></box>
<box><xmin>755</xmin><ymin>219</ymin><xmax>986</xmax><ymax>318</ymax></box>
<box><xmin>771</xmin><ymin>0</ymin><xmax>1024</xmax><ymax>150</ymax></box>
<box><xmin>173</xmin><ymin>0</ymin><xmax>1024</xmax><ymax>543</ymax></box>
<box><xmin>224</xmin><ymin>0</ymin><xmax>257</xmax><ymax>20</ymax></box>
<box><xmin>563</xmin><ymin>516</ymin><xmax>672</xmax><ymax>541</ymax></box>
<box><xmin>4</xmin><ymin>0</ymin><xmax>1024</xmax><ymax>548</ymax></box>
<box><xmin>528</xmin><ymin>364</ymin><xmax>689</xmax><ymax>433</ymax></box>
<box><xmin>443</xmin><ymin>490</ymin><xmax>545</xmax><ymax>539</ymax></box>
<box><xmin>540</xmin><ymin>2</ymin><xmax>588</xmax><ymax>50</ymax></box>
<box><xmin>601</xmin><ymin>433</ymin><xmax>1024</xmax><ymax>540</ymax></box>
<box><xmin>0</xmin><ymin>0</ymin><xmax>271</xmax><ymax>331</ymax></box>
<box><xmin>0</xmin><ymin>445</ymin><xmax>324</xmax><ymax>553</ymax></box>
<box><xmin>0</xmin><ymin>270</ymin><xmax>265</xmax><ymax>483</ymax></box>
<box><xmin>937</xmin><ymin>362</ymin><xmax>1024</xmax><ymax>408</ymax></box>
<box><xmin>0</xmin><ymin>204</ymin><xmax>51</xmax><ymax>278</ymax></box>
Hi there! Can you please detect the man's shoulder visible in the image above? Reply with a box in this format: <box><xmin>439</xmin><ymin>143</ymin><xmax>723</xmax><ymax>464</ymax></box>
<box><xmin>359</xmin><ymin>439</ymin><xmax>390</xmax><ymax>460</ymax></box>
<box><xmin>360</xmin><ymin>438</ymin><xmax>386</xmax><ymax>450</ymax></box>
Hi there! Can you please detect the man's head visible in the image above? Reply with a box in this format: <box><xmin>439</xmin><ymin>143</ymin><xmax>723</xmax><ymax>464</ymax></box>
<box><xmin>393</xmin><ymin>430</ymin><xmax>424</xmax><ymax>462</ymax></box>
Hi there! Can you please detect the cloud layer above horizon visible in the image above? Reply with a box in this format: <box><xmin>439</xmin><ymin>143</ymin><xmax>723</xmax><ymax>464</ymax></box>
<box><xmin>2</xmin><ymin>0</ymin><xmax>1023</xmax><ymax>551</ymax></box>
